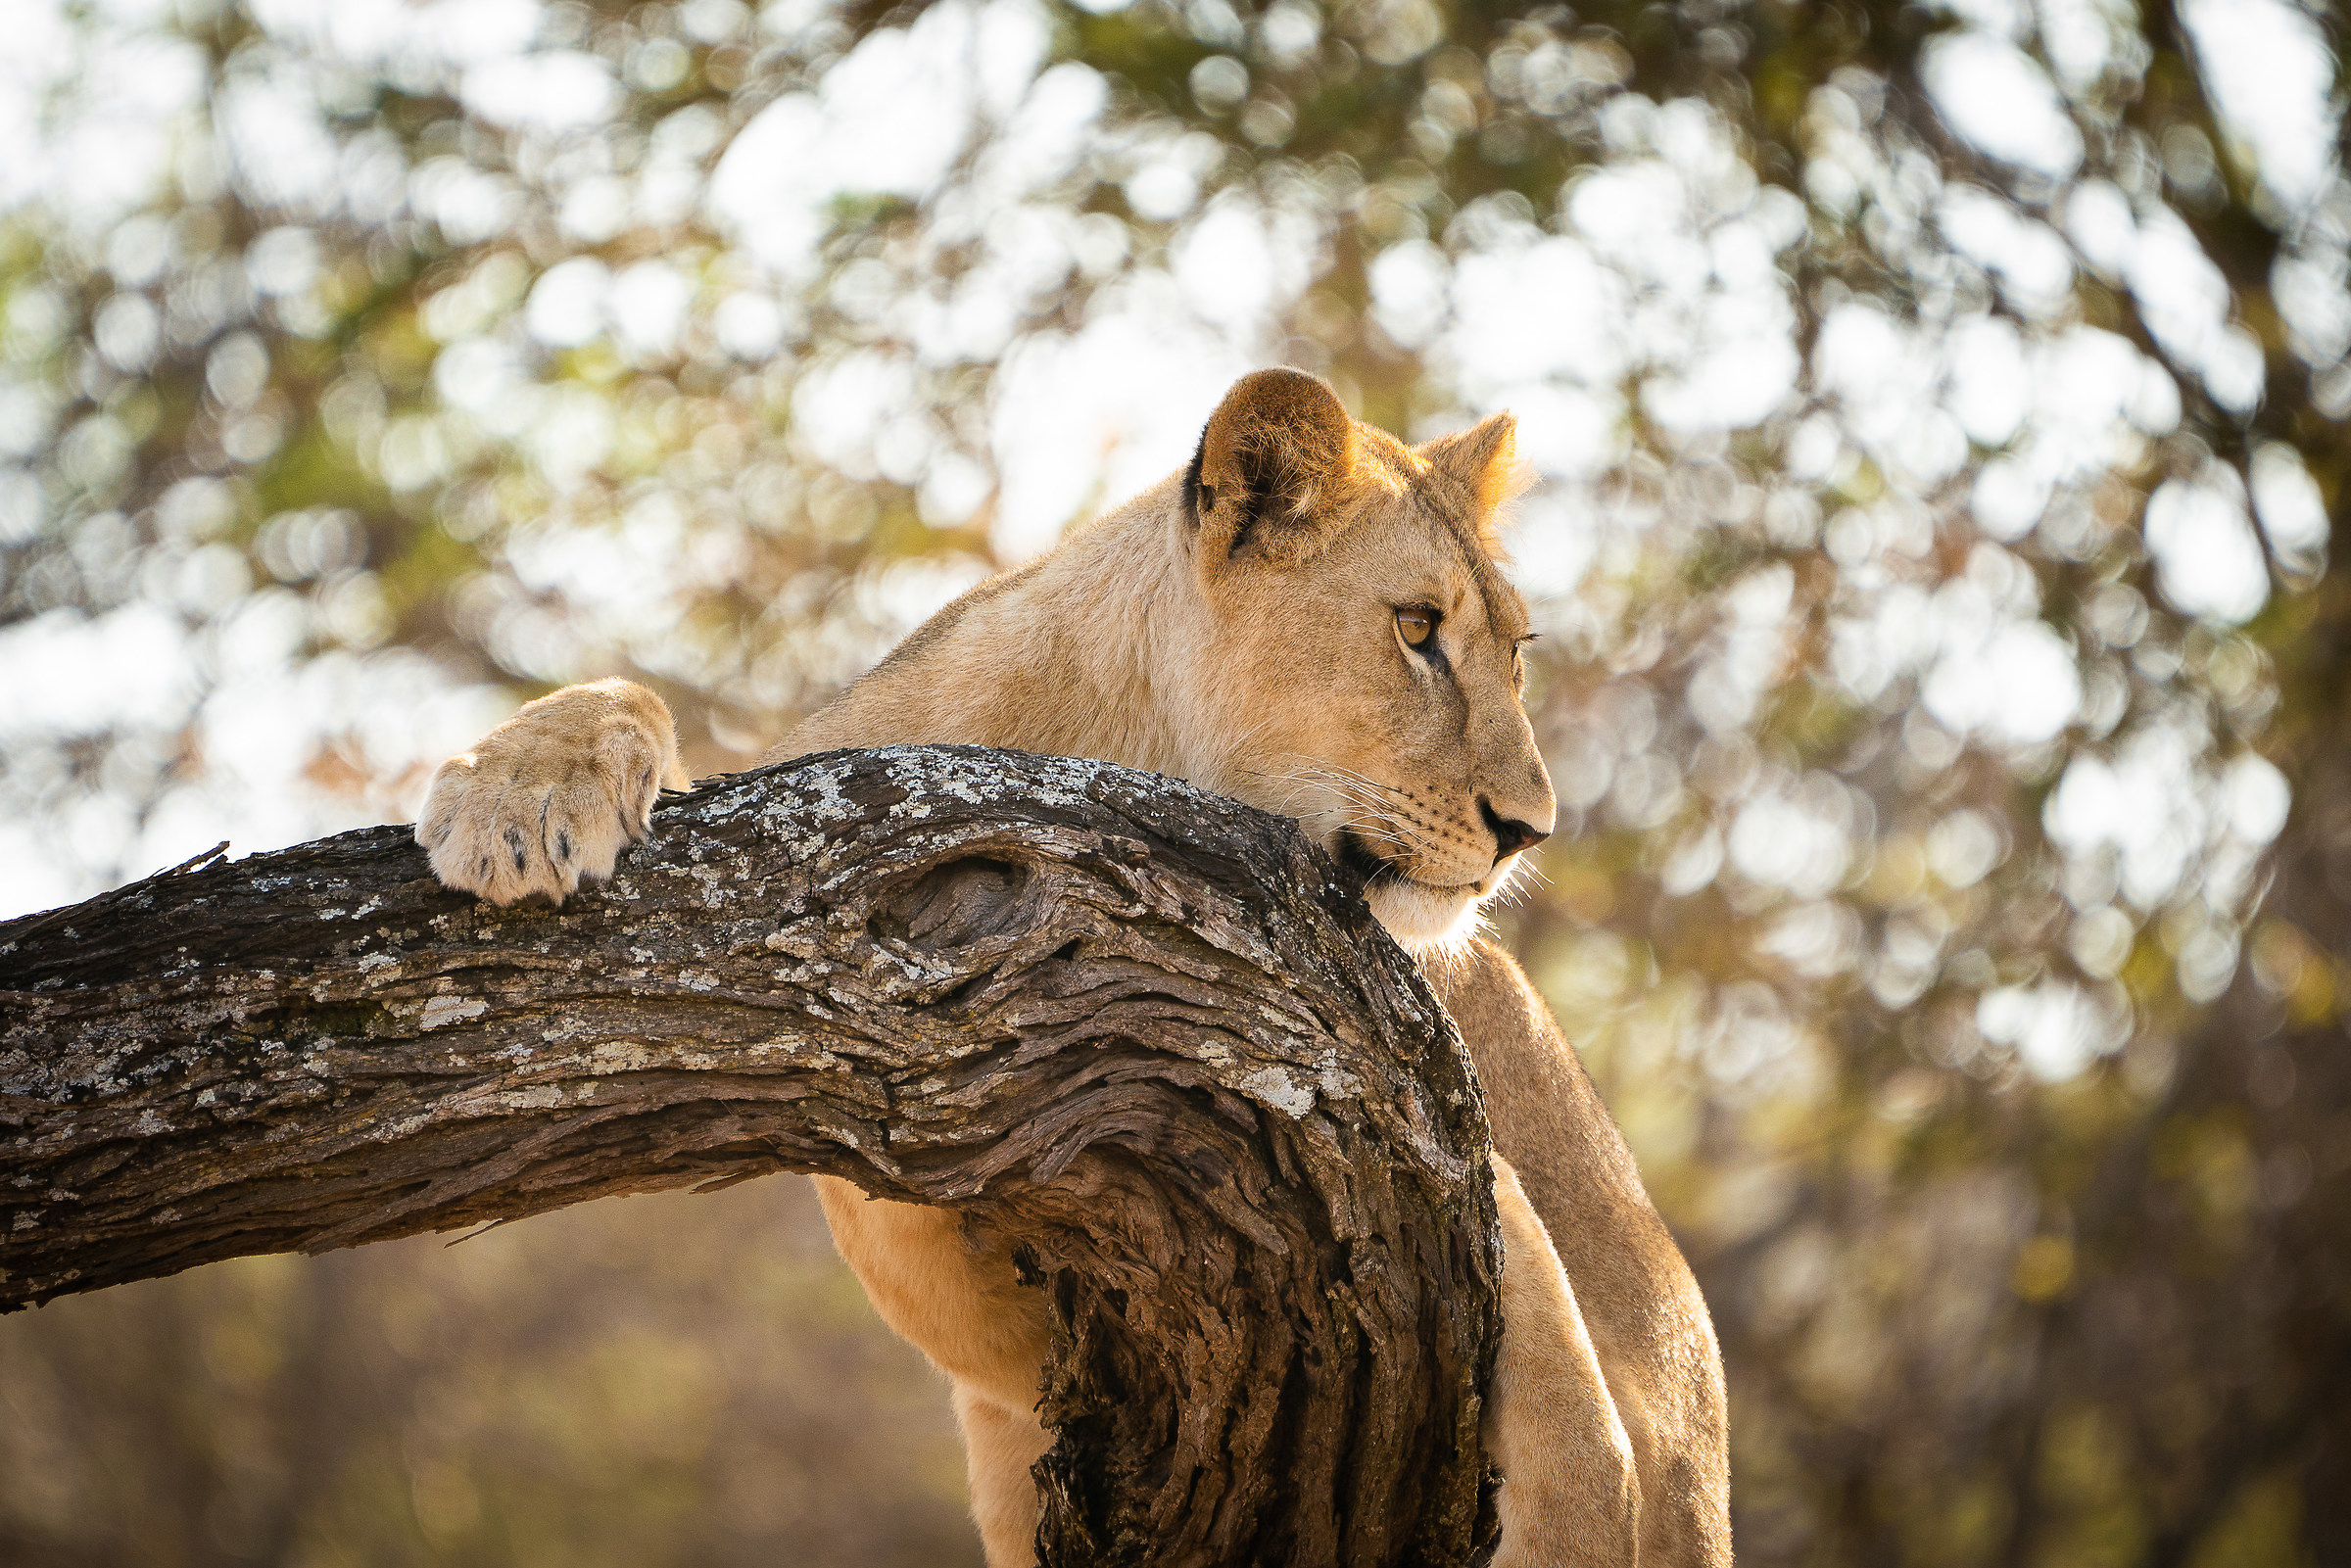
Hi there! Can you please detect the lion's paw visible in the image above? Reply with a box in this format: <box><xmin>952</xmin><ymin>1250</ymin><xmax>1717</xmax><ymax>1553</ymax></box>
<box><xmin>416</xmin><ymin>679</ymin><xmax>689</xmax><ymax>906</ymax></box>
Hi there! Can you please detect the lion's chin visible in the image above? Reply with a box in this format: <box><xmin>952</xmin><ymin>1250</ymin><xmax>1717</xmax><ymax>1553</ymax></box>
<box><xmin>1323</xmin><ymin>828</ymin><xmax>1499</xmax><ymax>957</ymax></box>
<box><xmin>1365</xmin><ymin>878</ymin><xmax>1489</xmax><ymax>957</ymax></box>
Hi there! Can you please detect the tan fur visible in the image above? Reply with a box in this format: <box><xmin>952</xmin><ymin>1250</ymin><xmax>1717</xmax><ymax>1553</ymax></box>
<box><xmin>1428</xmin><ymin>939</ymin><xmax>1733</xmax><ymax>1567</ymax></box>
<box><xmin>414</xmin><ymin>369</ymin><xmax>1731</xmax><ymax>1565</ymax></box>
<box><xmin>418</xmin><ymin>678</ymin><xmax>690</xmax><ymax>906</ymax></box>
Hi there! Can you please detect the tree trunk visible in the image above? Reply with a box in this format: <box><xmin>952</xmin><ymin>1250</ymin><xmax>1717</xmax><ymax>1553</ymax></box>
<box><xmin>0</xmin><ymin>745</ymin><xmax>1502</xmax><ymax>1567</ymax></box>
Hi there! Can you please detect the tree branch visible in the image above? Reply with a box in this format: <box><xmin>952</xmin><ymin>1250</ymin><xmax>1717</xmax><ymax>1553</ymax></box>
<box><xmin>0</xmin><ymin>745</ymin><xmax>1502</xmax><ymax>1567</ymax></box>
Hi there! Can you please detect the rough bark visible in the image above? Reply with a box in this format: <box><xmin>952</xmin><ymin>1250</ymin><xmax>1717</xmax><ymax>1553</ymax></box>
<box><xmin>0</xmin><ymin>744</ymin><xmax>1502</xmax><ymax>1568</ymax></box>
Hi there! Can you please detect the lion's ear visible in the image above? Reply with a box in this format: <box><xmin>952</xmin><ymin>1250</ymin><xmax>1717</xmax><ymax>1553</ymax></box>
<box><xmin>1417</xmin><ymin>412</ymin><xmax>1525</xmax><ymax>544</ymax></box>
<box><xmin>1189</xmin><ymin>368</ymin><xmax>1356</xmax><ymax>573</ymax></box>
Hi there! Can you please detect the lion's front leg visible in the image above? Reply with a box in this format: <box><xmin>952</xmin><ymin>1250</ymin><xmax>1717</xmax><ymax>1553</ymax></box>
<box><xmin>811</xmin><ymin>1175</ymin><xmax>1060</xmax><ymax>1562</ymax></box>
<box><xmin>1487</xmin><ymin>1151</ymin><xmax>1643</xmax><ymax>1566</ymax></box>
<box><xmin>416</xmin><ymin>677</ymin><xmax>689</xmax><ymax>905</ymax></box>
<box><xmin>953</xmin><ymin>1385</ymin><xmax>1053</xmax><ymax>1568</ymax></box>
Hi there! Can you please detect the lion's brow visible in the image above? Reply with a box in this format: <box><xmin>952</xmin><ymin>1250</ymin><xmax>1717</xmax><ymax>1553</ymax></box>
<box><xmin>1404</xmin><ymin>483</ymin><xmax>1516</xmax><ymax>630</ymax></box>
<box><xmin>1438</xmin><ymin>521</ymin><xmax>1523</xmax><ymax>641</ymax></box>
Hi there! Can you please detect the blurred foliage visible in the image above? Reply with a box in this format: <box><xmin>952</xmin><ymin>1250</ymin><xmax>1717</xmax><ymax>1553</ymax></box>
<box><xmin>3</xmin><ymin>0</ymin><xmax>2349</xmax><ymax>1562</ymax></box>
<box><xmin>0</xmin><ymin>1181</ymin><xmax>977</xmax><ymax>1566</ymax></box>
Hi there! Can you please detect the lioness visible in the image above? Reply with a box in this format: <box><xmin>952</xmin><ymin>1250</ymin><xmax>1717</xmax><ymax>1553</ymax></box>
<box><xmin>416</xmin><ymin>369</ymin><xmax>1730</xmax><ymax>1565</ymax></box>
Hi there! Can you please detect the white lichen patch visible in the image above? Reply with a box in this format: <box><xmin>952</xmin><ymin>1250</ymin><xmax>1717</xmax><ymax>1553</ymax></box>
<box><xmin>761</xmin><ymin>766</ymin><xmax>858</xmax><ymax>844</ymax></box>
<box><xmin>1238</xmin><ymin>1066</ymin><xmax>1316</xmax><ymax>1118</ymax></box>
<box><xmin>377</xmin><ymin>1112</ymin><xmax>433</xmax><ymax>1141</ymax></box>
<box><xmin>763</xmin><ymin>928</ymin><xmax>822</xmax><ymax>959</ymax></box>
<box><xmin>931</xmin><ymin>765</ymin><xmax>986</xmax><ymax>805</ymax></box>
<box><xmin>866</xmin><ymin>944</ymin><xmax>956</xmax><ymax>988</ymax></box>
<box><xmin>1316</xmin><ymin>1067</ymin><xmax>1362</xmax><ymax>1102</ymax></box>
<box><xmin>687</xmin><ymin>864</ymin><xmax>737</xmax><ymax>906</ymax></box>
<box><xmin>591</xmin><ymin>1039</ymin><xmax>660</xmax><ymax>1071</ymax></box>
<box><xmin>1035</xmin><ymin>754</ymin><xmax>1118</xmax><ymax>807</ymax></box>
<box><xmin>1401</xmin><ymin>1114</ymin><xmax>1464</xmax><ymax>1183</ymax></box>
<box><xmin>416</xmin><ymin>996</ymin><xmax>488</xmax><ymax>1030</ymax></box>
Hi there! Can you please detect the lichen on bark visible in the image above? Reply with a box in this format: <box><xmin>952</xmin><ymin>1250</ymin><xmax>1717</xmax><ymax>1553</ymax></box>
<box><xmin>1</xmin><ymin>745</ymin><xmax>1502</xmax><ymax>1568</ymax></box>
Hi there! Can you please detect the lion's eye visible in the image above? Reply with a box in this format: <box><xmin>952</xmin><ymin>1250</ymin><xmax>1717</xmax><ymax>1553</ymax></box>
<box><xmin>1396</xmin><ymin>606</ymin><xmax>1439</xmax><ymax>648</ymax></box>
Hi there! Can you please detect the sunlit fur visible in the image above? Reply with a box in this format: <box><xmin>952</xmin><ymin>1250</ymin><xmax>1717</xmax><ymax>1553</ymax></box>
<box><xmin>416</xmin><ymin>369</ymin><xmax>1731</xmax><ymax>1568</ymax></box>
<box><xmin>1258</xmin><ymin>752</ymin><xmax>1542</xmax><ymax>954</ymax></box>
<box><xmin>781</xmin><ymin>374</ymin><xmax>1558</xmax><ymax>960</ymax></box>
<box><xmin>417</xmin><ymin>677</ymin><xmax>691</xmax><ymax>906</ymax></box>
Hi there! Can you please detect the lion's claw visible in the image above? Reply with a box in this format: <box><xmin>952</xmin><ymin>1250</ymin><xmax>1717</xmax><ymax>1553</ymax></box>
<box><xmin>416</xmin><ymin>679</ymin><xmax>689</xmax><ymax>907</ymax></box>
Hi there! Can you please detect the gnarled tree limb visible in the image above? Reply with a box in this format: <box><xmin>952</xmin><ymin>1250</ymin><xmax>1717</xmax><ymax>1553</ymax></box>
<box><xmin>0</xmin><ymin>746</ymin><xmax>1502</xmax><ymax>1568</ymax></box>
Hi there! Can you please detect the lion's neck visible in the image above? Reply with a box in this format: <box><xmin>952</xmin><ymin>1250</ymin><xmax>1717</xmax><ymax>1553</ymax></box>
<box><xmin>776</xmin><ymin>476</ymin><xmax>1222</xmax><ymax>783</ymax></box>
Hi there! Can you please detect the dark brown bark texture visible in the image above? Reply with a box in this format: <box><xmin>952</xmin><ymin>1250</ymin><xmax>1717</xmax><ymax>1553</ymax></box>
<box><xmin>0</xmin><ymin>745</ymin><xmax>1503</xmax><ymax>1568</ymax></box>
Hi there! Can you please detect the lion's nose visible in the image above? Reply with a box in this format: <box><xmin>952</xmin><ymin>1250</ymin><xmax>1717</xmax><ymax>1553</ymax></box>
<box><xmin>1479</xmin><ymin>798</ymin><xmax>1551</xmax><ymax>862</ymax></box>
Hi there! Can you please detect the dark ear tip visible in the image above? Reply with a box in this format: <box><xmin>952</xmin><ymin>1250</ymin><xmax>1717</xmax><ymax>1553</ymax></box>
<box><xmin>1230</xmin><ymin>365</ymin><xmax>1338</xmax><ymax>400</ymax></box>
<box><xmin>1205</xmin><ymin>366</ymin><xmax>1354</xmax><ymax>475</ymax></box>
<box><xmin>1224</xmin><ymin>366</ymin><xmax>1349</xmax><ymax>427</ymax></box>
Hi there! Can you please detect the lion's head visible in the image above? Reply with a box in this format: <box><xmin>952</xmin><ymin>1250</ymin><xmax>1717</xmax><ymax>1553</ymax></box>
<box><xmin>1174</xmin><ymin>368</ymin><xmax>1557</xmax><ymax>953</ymax></box>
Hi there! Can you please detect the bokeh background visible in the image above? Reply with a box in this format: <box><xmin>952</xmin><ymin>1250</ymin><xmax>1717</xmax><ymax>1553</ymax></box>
<box><xmin>2</xmin><ymin>0</ymin><xmax>2346</xmax><ymax>1562</ymax></box>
